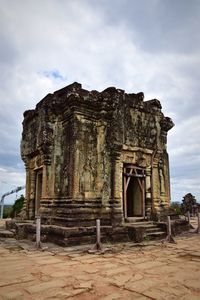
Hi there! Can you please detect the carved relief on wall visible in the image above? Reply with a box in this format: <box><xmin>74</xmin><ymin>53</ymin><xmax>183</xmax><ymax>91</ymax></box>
<box><xmin>62</xmin><ymin>165</ymin><xmax>69</xmax><ymax>194</ymax></box>
<box><xmin>80</xmin><ymin>162</ymin><xmax>94</xmax><ymax>193</ymax></box>
<box><xmin>125</xmin><ymin>109</ymin><xmax>157</xmax><ymax>149</ymax></box>
<box><xmin>37</xmin><ymin>123</ymin><xmax>53</xmax><ymax>155</ymax></box>
<box><xmin>77</xmin><ymin>118</ymin><xmax>97</xmax><ymax>195</ymax></box>
<box><xmin>158</xmin><ymin>159</ymin><xmax>166</xmax><ymax>196</ymax></box>
<box><xmin>61</xmin><ymin>122</ymin><xmax>72</xmax><ymax>195</ymax></box>
<box><xmin>135</xmin><ymin>151</ymin><xmax>146</xmax><ymax>167</ymax></box>
<box><xmin>121</xmin><ymin>151</ymin><xmax>136</xmax><ymax>164</ymax></box>
<box><xmin>35</xmin><ymin>155</ymin><xmax>42</xmax><ymax>169</ymax></box>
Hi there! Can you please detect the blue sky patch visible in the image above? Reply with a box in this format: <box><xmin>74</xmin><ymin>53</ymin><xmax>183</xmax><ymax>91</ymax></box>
<box><xmin>42</xmin><ymin>70</ymin><xmax>65</xmax><ymax>81</ymax></box>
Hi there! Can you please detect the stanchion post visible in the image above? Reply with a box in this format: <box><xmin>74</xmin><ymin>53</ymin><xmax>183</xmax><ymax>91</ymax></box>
<box><xmin>88</xmin><ymin>219</ymin><xmax>104</xmax><ymax>253</ymax></box>
<box><xmin>187</xmin><ymin>211</ymin><xmax>190</xmax><ymax>225</ymax></box>
<box><xmin>96</xmin><ymin>219</ymin><xmax>101</xmax><ymax>248</ymax></box>
<box><xmin>198</xmin><ymin>213</ymin><xmax>200</xmax><ymax>234</ymax></box>
<box><xmin>187</xmin><ymin>211</ymin><xmax>195</xmax><ymax>229</ymax></box>
<box><xmin>162</xmin><ymin>215</ymin><xmax>176</xmax><ymax>244</ymax></box>
<box><xmin>36</xmin><ymin>215</ymin><xmax>41</xmax><ymax>249</ymax></box>
<box><xmin>195</xmin><ymin>212</ymin><xmax>200</xmax><ymax>234</ymax></box>
<box><xmin>0</xmin><ymin>198</ymin><xmax>4</xmax><ymax>219</ymax></box>
<box><xmin>167</xmin><ymin>216</ymin><xmax>171</xmax><ymax>236</ymax></box>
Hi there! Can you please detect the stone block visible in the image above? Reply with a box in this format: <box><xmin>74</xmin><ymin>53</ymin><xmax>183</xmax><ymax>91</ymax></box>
<box><xmin>127</xmin><ymin>227</ymin><xmax>146</xmax><ymax>243</ymax></box>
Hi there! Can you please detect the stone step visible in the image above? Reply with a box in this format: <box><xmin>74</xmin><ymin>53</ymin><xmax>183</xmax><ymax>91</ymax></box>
<box><xmin>145</xmin><ymin>231</ymin><xmax>166</xmax><ymax>240</ymax></box>
<box><xmin>131</xmin><ymin>223</ymin><xmax>156</xmax><ymax>228</ymax></box>
<box><xmin>145</xmin><ymin>227</ymin><xmax>162</xmax><ymax>233</ymax></box>
<box><xmin>124</xmin><ymin>222</ymin><xmax>156</xmax><ymax>228</ymax></box>
<box><xmin>125</xmin><ymin>217</ymin><xmax>148</xmax><ymax>223</ymax></box>
<box><xmin>0</xmin><ymin>230</ymin><xmax>15</xmax><ymax>238</ymax></box>
<box><xmin>124</xmin><ymin>219</ymin><xmax>166</xmax><ymax>240</ymax></box>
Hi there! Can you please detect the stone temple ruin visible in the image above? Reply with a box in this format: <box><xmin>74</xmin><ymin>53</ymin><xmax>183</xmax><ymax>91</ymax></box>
<box><xmin>20</xmin><ymin>82</ymin><xmax>174</xmax><ymax>244</ymax></box>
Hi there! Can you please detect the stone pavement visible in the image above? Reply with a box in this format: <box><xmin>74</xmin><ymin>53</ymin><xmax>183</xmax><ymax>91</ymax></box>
<box><xmin>0</xmin><ymin>220</ymin><xmax>200</xmax><ymax>299</ymax></box>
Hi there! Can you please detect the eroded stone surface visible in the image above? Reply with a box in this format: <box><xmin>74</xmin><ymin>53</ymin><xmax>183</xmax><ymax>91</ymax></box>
<box><xmin>20</xmin><ymin>82</ymin><xmax>174</xmax><ymax>235</ymax></box>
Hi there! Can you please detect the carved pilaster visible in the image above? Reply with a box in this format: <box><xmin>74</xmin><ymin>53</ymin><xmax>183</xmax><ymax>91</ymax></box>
<box><xmin>151</xmin><ymin>152</ymin><xmax>161</xmax><ymax>212</ymax></box>
<box><xmin>29</xmin><ymin>170</ymin><xmax>36</xmax><ymax>219</ymax></box>
<box><xmin>145</xmin><ymin>165</ymin><xmax>152</xmax><ymax>217</ymax></box>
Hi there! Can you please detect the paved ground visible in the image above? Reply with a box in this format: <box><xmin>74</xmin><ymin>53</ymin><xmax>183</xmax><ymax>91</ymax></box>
<box><xmin>0</xmin><ymin>219</ymin><xmax>200</xmax><ymax>299</ymax></box>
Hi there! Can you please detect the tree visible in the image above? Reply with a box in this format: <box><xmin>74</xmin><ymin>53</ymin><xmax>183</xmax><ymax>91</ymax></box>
<box><xmin>170</xmin><ymin>201</ymin><xmax>182</xmax><ymax>215</ymax></box>
<box><xmin>3</xmin><ymin>205</ymin><xmax>12</xmax><ymax>218</ymax></box>
<box><xmin>181</xmin><ymin>193</ymin><xmax>197</xmax><ymax>215</ymax></box>
<box><xmin>10</xmin><ymin>195</ymin><xmax>25</xmax><ymax>218</ymax></box>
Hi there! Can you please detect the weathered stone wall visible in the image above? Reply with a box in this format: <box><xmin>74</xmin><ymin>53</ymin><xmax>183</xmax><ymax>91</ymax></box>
<box><xmin>21</xmin><ymin>82</ymin><xmax>174</xmax><ymax>226</ymax></box>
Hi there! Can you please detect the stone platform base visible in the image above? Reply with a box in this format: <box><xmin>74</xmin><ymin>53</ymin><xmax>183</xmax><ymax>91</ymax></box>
<box><xmin>5</xmin><ymin>218</ymin><xmax>190</xmax><ymax>246</ymax></box>
<box><xmin>6</xmin><ymin>220</ymin><xmax>129</xmax><ymax>246</ymax></box>
<box><xmin>158</xmin><ymin>219</ymin><xmax>191</xmax><ymax>236</ymax></box>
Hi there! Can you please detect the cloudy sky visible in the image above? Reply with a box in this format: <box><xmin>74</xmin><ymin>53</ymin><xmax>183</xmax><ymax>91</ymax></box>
<box><xmin>0</xmin><ymin>0</ymin><xmax>200</xmax><ymax>204</ymax></box>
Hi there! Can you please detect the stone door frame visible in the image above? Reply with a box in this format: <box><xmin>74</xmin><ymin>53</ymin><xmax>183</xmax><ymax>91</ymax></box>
<box><xmin>123</xmin><ymin>164</ymin><xmax>146</xmax><ymax>219</ymax></box>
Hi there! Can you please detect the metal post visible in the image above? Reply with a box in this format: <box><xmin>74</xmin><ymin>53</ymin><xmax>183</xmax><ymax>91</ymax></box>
<box><xmin>0</xmin><ymin>181</ymin><xmax>6</xmax><ymax>219</ymax></box>
<box><xmin>167</xmin><ymin>216</ymin><xmax>171</xmax><ymax>236</ymax></box>
<box><xmin>96</xmin><ymin>219</ymin><xmax>101</xmax><ymax>247</ymax></box>
<box><xmin>163</xmin><ymin>215</ymin><xmax>176</xmax><ymax>244</ymax></box>
<box><xmin>36</xmin><ymin>215</ymin><xmax>41</xmax><ymax>249</ymax></box>
<box><xmin>195</xmin><ymin>213</ymin><xmax>200</xmax><ymax>234</ymax></box>
<box><xmin>88</xmin><ymin>219</ymin><xmax>104</xmax><ymax>253</ymax></box>
<box><xmin>187</xmin><ymin>211</ymin><xmax>195</xmax><ymax>229</ymax></box>
<box><xmin>0</xmin><ymin>198</ymin><xmax>4</xmax><ymax>219</ymax></box>
<box><xmin>187</xmin><ymin>211</ymin><xmax>190</xmax><ymax>225</ymax></box>
<box><xmin>198</xmin><ymin>213</ymin><xmax>200</xmax><ymax>234</ymax></box>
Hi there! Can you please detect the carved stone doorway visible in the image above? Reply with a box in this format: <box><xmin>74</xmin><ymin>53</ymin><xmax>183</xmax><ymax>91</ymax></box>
<box><xmin>35</xmin><ymin>170</ymin><xmax>43</xmax><ymax>216</ymax></box>
<box><xmin>123</xmin><ymin>165</ymin><xmax>145</xmax><ymax>219</ymax></box>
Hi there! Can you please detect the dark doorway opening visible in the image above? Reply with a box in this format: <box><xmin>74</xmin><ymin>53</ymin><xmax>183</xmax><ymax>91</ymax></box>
<box><xmin>123</xmin><ymin>165</ymin><xmax>145</xmax><ymax>219</ymax></box>
<box><xmin>127</xmin><ymin>176</ymin><xmax>143</xmax><ymax>217</ymax></box>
